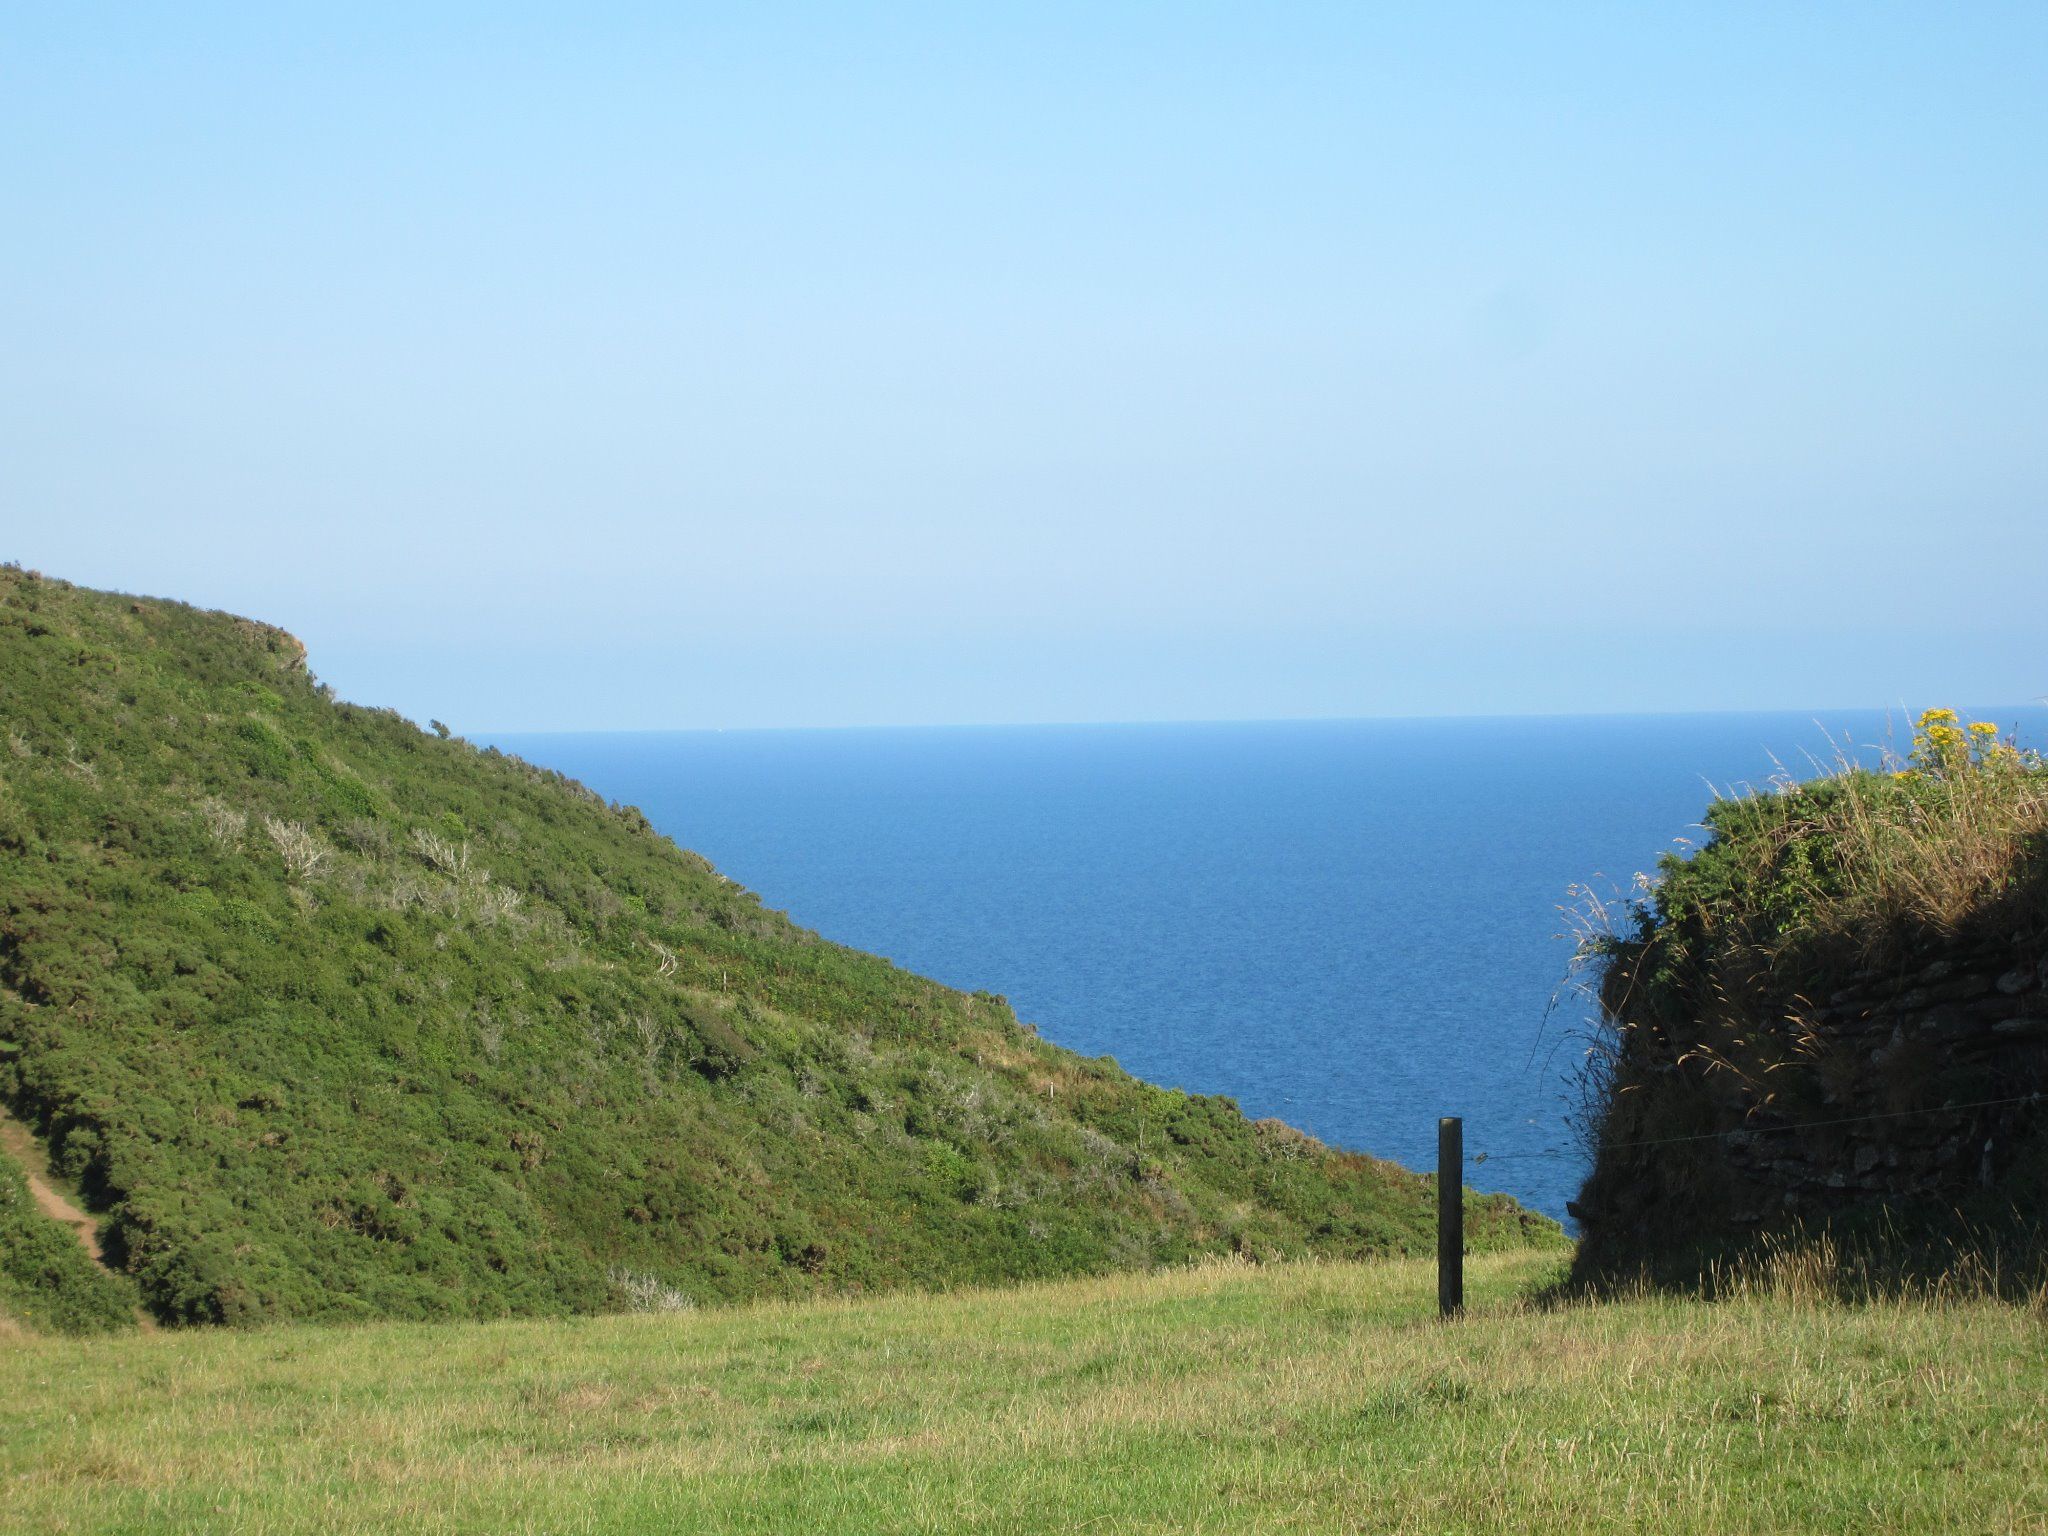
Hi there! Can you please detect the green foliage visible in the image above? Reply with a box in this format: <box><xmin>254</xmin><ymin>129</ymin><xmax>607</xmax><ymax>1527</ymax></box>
<box><xmin>1604</xmin><ymin>716</ymin><xmax>2048</xmax><ymax>1020</ymax></box>
<box><xmin>1594</xmin><ymin>744</ymin><xmax>2048</xmax><ymax>1056</ymax></box>
<box><xmin>0</xmin><ymin>566</ymin><xmax>1559</xmax><ymax>1327</ymax></box>
<box><xmin>0</xmin><ymin>1146</ymin><xmax>137</xmax><ymax>1335</ymax></box>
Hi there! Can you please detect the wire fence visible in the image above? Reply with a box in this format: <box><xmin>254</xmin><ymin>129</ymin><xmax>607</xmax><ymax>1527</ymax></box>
<box><xmin>1472</xmin><ymin>1090</ymin><xmax>2048</xmax><ymax>1166</ymax></box>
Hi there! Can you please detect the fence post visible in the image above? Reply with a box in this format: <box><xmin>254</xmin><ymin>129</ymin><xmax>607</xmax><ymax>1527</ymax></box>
<box><xmin>1438</xmin><ymin>1116</ymin><xmax>1463</xmax><ymax>1318</ymax></box>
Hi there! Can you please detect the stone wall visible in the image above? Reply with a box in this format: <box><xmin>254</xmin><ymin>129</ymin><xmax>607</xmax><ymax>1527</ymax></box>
<box><xmin>1574</xmin><ymin>941</ymin><xmax>2048</xmax><ymax>1242</ymax></box>
<box><xmin>1720</xmin><ymin>947</ymin><xmax>2048</xmax><ymax>1222</ymax></box>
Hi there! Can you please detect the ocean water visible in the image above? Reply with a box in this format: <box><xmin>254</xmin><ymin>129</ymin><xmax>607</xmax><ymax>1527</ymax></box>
<box><xmin>493</xmin><ymin>708</ymin><xmax>2047</xmax><ymax>1223</ymax></box>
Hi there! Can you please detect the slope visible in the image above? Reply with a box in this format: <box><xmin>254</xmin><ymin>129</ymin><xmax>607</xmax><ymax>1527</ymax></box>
<box><xmin>0</xmin><ymin>565</ymin><xmax>1555</xmax><ymax>1326</ymax></box>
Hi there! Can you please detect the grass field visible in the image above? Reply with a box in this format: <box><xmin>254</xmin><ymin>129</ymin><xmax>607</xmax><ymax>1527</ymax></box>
<box><xmin>5</xmin><ymin>1250</ymin><xmax>2044</xmax><ymax>1535</ymax></box>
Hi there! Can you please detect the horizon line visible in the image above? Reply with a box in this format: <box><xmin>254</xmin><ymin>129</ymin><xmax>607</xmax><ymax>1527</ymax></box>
<box><xmin>472</xmin><ymin>699</ymin><xmax>2048</xmax><ymax>741</ymax></box>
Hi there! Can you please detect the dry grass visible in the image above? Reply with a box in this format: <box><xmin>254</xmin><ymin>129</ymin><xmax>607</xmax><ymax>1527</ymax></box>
<box><xmin>1714</xmin><ymin>716</ymin><xmax>2048</xmax><ymax>960</ymax></box>
<box><xmin>1694</xmin><ymin>1227</ymin><xmax>2048</xmax><ymax>1310</ymax></box>
<box><xmin>5</xmin><ymin>1249</ymin><xmax>2045</xmax><ymax>1534</ymax></box>
<box><xmin>1570</xmin><ymin>716</ymin><xmax>2048</xmax><ymax>992</ymax></box>
<box><xmin>1794</xmin><ymin>758</ymin><xmax>2044</xmax><ymax>950</ymax></box>
<box><xmin>1833</xmin><ymin>775</ymin><xmax>2045</xmax><ymax>937</ymax></box>
<box><xmin>1564</xmin><ymin>715</ymin><xmax>2048</xmax><ymax>1185</ymax></box>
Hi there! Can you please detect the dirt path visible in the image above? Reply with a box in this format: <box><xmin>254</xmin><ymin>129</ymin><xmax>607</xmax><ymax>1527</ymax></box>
<box><xmin>0</xmin><ymin>1110</ymin><xmax>111</xmax><ymax>1265</ymax></box>
<box><xmin>0</xmin><ymin>1111</ymin><xmax>154</xmax><ymax>1330</ymax></box>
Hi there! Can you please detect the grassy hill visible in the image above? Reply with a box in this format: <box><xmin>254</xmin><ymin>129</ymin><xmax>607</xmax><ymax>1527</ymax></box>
<box><xmin>0</xmin><ymin>566</ymin><xmax>1555</xmax><ymax>1328</ymax></box>
<box><xmin>5</xmin><ymin>1248</ymin><xmax>2043</xmax><ymax>1533</ymax></box>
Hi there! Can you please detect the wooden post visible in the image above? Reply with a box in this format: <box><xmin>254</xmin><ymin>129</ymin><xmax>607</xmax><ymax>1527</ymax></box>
<box><xmin>1438</xmin><ymin>1116</ymin><xmax>1463</xmax><ymax>1318</ymax></box>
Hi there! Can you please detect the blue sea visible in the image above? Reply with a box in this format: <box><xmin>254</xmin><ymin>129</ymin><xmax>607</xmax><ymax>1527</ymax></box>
<box><xmin>493</xmin><ymin>708</ymin><xmax>2047</xmax><ymax>1225</ymax></box>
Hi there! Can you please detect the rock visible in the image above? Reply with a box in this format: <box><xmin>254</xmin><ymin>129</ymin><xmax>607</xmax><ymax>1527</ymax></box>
<box><xmin>1853</xmin><ymin>1145</ymin><xmax>1881</xmax><ymax>1175</ymax></box>
<box><xmin>1919</xmin><ymin>960</ymin><xmax>1956</xmax><ymax>984</ymax></box>
<box><xmin>1996</xmin><ymin>968</ymin><xmax>2034</xmax><ymax>996</ymax></box>
<box><xmin>1992</xmin><ymin>1018</ymin><xmax>2048</xmax><ymax>1037</ymax></box>
<box><xmin>1921</xmin><ymin>973</ymin><xmax>1995</xmax><ymax>1004</ymax></box>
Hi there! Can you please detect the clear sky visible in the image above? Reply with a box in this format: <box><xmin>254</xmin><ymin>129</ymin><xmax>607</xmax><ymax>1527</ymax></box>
<box><xmin>4</xmin><ymin>5</ymin><xmax>2044</xmax><ymax>731</ymax></box>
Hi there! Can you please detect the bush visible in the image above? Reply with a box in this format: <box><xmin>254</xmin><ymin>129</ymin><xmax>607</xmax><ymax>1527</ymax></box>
<box><xmin>0</xmin><ymin>1150</ymin><xmax>136</xmax><ymax>1334</ymax></box>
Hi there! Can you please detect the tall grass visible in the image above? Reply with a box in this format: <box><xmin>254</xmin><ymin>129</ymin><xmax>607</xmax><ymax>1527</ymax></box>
<box><xmin>5</xmin><ymin>1250</ymin><xmax>2044</xmax><ymax>1535</ymax></box>
<box><xmin>1570</xmin><ymin>710</ymin><xmax>2048</xmax><ymax>987</ymax></box>
<box><xmin>1712</xmin><ymin>711</ymin><xmax>2048</xmax><ymax>959</ymax></box>
<box><xmin>1574</xmin><ymin>1222</ymin><xmax>2048</xmax><ymax>1311</ymax></box>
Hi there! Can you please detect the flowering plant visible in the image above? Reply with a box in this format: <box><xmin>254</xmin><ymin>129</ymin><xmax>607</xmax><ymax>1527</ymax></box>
<box><xmin>1908</xmin><ymin>708</ymin><xmax>2022</xmax><ymax>777</ymax></box>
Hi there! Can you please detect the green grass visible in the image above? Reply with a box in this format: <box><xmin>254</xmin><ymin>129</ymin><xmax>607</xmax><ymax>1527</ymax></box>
<box><xmin>4</xmin><ymin>1251</ymin><xmax>2043</xmax><ymax>1534</ymax></box>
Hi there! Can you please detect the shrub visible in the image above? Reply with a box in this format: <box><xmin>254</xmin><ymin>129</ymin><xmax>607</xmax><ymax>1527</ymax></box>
<box><xmin>0</xmin><ymin>1152</ymin><xmax>137</xmax><ymax>1335</ymax></box>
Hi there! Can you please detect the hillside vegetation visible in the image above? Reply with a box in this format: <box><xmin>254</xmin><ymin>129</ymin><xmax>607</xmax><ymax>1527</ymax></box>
<box><xmin>0</xmin><ymin>567</ymin><xmax>1554</xmax><ymax>1328</ymax></box>
<box><xmin>1575</xmin><ymin>713</ymin><xmax>2048</xmax><ymax>1279</ymax></box>
<box><xmin>0</xmin><ymin>1134</ymin><xmax>137</xmax><ymax>1336</ymax></box>
<box><xmin>5</xmin><ymin>1249</ymin><xmax>2043</xmax><ymax>1534</ymax></box>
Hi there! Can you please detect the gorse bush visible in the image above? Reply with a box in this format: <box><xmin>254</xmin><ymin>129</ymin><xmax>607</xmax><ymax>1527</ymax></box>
<box><xmin>0</xmin><ymin>567</ymin><xmax>1558</xmax><ymax>1329</ymax></box>
<box><xmin>1581</xmin><ymin>709</ymin><xmax>2048</xmax><ymax>1009</ymax></box>
<box><xmin>1719</xmin><ymin>709</ymin><xmax>2048</xmax><ymax>953</ymax></box>
<box><xmin>0</xmin><ymin>1145</ymin><xmax>138</xmax><ymax>1335</ymax></box>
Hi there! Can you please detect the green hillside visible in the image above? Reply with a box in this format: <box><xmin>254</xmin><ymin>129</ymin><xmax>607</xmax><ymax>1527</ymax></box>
<box><xmin>0</xmin><ymin>566</ymin><xmax>1554</xmax><ymax>1328</ymax></box>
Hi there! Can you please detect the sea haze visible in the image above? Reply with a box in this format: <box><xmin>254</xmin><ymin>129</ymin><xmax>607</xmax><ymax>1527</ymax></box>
<box><xmin>492</xmin><ymin>708</ymin><xmax>2048</xmax><ymax>1223</ymax></box>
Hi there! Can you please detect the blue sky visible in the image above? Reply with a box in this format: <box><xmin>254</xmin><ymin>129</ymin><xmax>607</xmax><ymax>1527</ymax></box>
<box><xmin>4</xmin><ymin>5</ymin><xmax>2044</xmax><ymax>730</ymax></box>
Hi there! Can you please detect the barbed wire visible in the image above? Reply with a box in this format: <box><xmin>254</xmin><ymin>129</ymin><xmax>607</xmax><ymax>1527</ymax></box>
<box><xmin>1472</xmin><ymin>1090</ymin><xmax>2048</xmax><ymax>1165</ymax></box>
